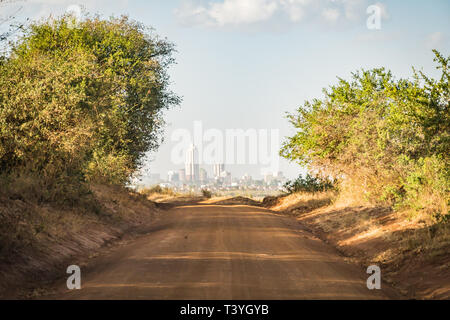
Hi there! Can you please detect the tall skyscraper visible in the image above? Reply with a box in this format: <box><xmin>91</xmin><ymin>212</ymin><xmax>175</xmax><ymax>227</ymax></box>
<box><xmin>185</xmin><ymin>144</ymin><xmax>199</xmax><ymax>183</ymax></box>
<box><xmin>178</xmin><ymin>169</ymin><xmax>186</xmax><ymax>183</ymax></box>
<box><xmin>167</xmin><ymin>171</ymin><xmax>179</xmax><ymax>183</ymax></box>
<box><xmin>220</xmin><ymin>171</ymin><xmax>232</xmax><ymax>186</ymax></box>
<box><xmin>264</xmin><ymin>173</ymin><xmax>274</xmax><ymax>184</ymax></box>
<box><xmin>213</xmin><ymin>163</ymin><xmax>225</xmax><ymax>178</ymax></box>
<box><xmin>199</xmin><ymin>168</ymin><xmax>207</xmax><ymax>183</ymax></box>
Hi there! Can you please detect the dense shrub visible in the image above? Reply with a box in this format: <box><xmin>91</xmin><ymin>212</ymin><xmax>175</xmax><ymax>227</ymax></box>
<box><xmin>283</xmin><ymin>174</ymin><xmax>335</xmax><ymax>194</ymax></box>
<box><xmin>140</xmin><ymin>185</ymin><xmax>175</xmax><ymax>196</ymax></box>
<box><xmin>202</xmin><ymin>189</ymin><xmax>212</xmax><ymax>198</ymax></box>
<box><xmin>0</xmin><ymin>15</ymin><xmax>179</xmax><ymax>199</ymax></box>
<box><xmin>281</xmin><ymin>51</ymin><xmax>449</xmax><ymax>218</ymax></box>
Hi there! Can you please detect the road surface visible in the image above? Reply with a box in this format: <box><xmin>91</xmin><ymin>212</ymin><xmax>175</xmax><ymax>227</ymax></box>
<box><xmin>49</xmin><ymin>204</ymin><xmax>397</xmax><ymax>299</ymax></box>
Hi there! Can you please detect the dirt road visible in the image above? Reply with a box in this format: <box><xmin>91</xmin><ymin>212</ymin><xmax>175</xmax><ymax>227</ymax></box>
<box><xmin>49</xmin><ymin>204</ymin><xmax>398</xmax><ymax>299</ymax></box>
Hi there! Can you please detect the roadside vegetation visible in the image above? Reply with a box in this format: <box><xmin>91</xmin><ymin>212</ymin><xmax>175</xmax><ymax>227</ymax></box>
<box><xmin>140</xmin><ymin>185</ymin><xmax>178</xmax><ymax>196</ymax></box>
<box><xmin>201</xmin><ymin>189</ymin><xmax>213</xmax><ymax>199</ymax></box>
<box><xmin>0</xmin><ymin>13</ymin><xmax>179</xmax><ymax>282</ymax></box>
<box><xmin>278</xmin><ymin>51</ymin><xmax>449</xmax><ymax>298</ymax></box>
<box><xmin>138</xmin><ymin>186</ymin><xmax>214</xmax><ymax>202</ymax></box>
<box><xmin>283</xmin><ymin>174</ymin><xmax>336</xmax><ymax>194</ymax></box>
<box><xmin>139</xmin><ymin>185</ymin><xmax>183</xmax><ymax>202</ymax></box>
<box><xmin>282</xmin><ymin>50</ymin><xmax>449</xmax><ymax>221</ymax></box>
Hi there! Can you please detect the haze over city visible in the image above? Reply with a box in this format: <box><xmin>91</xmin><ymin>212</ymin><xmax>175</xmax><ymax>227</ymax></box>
<box><xmin>140</xmin><ymin>143</ymin><xmax>287</xmax><ymax>194</ymax></box>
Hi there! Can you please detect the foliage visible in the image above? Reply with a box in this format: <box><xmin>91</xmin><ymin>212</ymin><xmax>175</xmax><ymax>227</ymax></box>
<box><xmin>283</xmin><ymin>174</ymin><xmax>335</xmax><ymax>194</ymax></box>
<box><xmin>0</xmin><ymin>15</ymin><xmax>180</xmax><ymax>196</ymax></box>
<box><xmin>201</xmin><ymin>189</ymin><xmax>212</xmax><ymax>198</ymax></box>
<box><xmin>281</xmin><ymin>51</ymin><xmax>449</xmax><ymax>217</ymax></box>
<box><xmin>140</xmin><ymin>185</ymin><xmax>176</xmax><ymax>196</ymax></box>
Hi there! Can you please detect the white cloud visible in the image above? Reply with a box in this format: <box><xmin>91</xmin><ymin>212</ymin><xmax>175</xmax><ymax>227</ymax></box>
<box><xmin>322</xmin><ymin>8</ymin><xmax>340</xmax><ymax>23</ymax></box>
<box><xmin>342</xmin><ymin>0</ymin><xmax>366</xmax><ymax>21</ymax></box>
<box><xmin>175</xmin><ymin>0</ymin><xmax>380</xmax><ymax>28</ymax></box>
<box><xmin>209</xmin><ymin>0</ymin><xmax>278</xmax><ymax>26</ymax></box>
<box><xmin>426</xmin><ymin>32</ymin><xmax>447</xmax><ymax>49</ymax></box>
<box><xmin>175</xmin><ymin>0</ymin><xmax>279</xmax><ymax>27</ymax></box>
<box><xmin>279</xmin><ymin>0</ymin><xmax>312</xmax><ymax>22</ymax></box>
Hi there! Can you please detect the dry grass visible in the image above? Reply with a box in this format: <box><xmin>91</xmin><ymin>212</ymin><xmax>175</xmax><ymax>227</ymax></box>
<box><xmin>137</xmin><ymin>187</ymin><xmax>210</xmax><ymax>205</ymax></box>
<box><xmin>268</xmin><ymin>191</ymin><xmax>337</xmax><ymax>213</ymax></box>
<box><xmin>139</xmin><ymin>185</ymin><xmax>188</xmax><ymax>202</ymax></box>
<box><xmin>203</xmin><ymin>196</ymin><xmax>262</xmax><ymax>207</ymax></box>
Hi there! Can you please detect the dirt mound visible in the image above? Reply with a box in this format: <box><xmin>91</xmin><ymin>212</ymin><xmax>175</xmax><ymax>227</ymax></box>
<box><xmin>209</xmin><ymin>196</ymin><xmax>262</xmax><ymax>207</ymax></box>
<box><xmin>262</xmin><ymin>196</ymin><xmax>282</xmax><ymax>207</ymax></box>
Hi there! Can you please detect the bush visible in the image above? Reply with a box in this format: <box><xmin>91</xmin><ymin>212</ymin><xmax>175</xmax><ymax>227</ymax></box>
<box><xmin>281</xmin><ymin>50</ymin><xmax>449</xmax><ymax>217</ymax></box>
<box><xmin>0</xmin><ymin>14</ymin><xmax>179</xmax><ymax>202</ymax></box>
<box><xmin>140</xmin><ymin>185</ymin><xmax>175</xmax><ymax>196</ymax></box>
<box><xmin>283</xmin><ymin>174</ymin><xmax>335</xmax><ymax>194</ymax></box>
<box><xmin>201</xmin><ymin>189</ymin><xmax>212</xmax><ymax>198</ymax></box>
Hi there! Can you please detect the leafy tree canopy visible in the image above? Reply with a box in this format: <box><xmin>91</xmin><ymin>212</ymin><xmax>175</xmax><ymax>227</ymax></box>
<box><xmin>0</xmin><ymin>15</ymin><xmax>180</xmax><ymax>187</ymax></box>
<box><xmin>281</xmin><ymin>51</ymin><xmax>449</xmax><ymax>217</ymax></box>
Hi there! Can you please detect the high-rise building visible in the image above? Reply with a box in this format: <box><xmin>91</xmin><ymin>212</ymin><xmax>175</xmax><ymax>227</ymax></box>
<box><xmin>185</xmin><ymin>144</ymin><xmax>199</xmax><ymax>183</ymax></box>
<box><xmin>168</xmin><ymin>171</ymin><xmax>179</xmax><ymax>183</ymax></box>
<box><xmin>273</xmin><ymin>171</ymin><xmax>286</xmax><ymax>184</ymax></box>
<box><xmin>178</xmin><ymin>169</ymin><xmax>186</xmax><ymax>183</ymax></box>
<box><xmin>241</xmin><ymin>173</ymin><xmax>252</xmax><ymax>184</ymax></box>
<box><xmin>264</xmin><ymin>173</ymin><xmax>274</xmax><ymax>184</ymax></box>
<box><xmin>199</xmin><ymin>168</ymin><xmax>208</xmax><ymax>183</ymax></box>
<box><xmin>220</xmin><ymin>171</ymin><xmax>232</xmax><ymax>185</ymax></box>
<box><xmin>213</xmin><ymin>163</ymin><xmax>225</xmax><ymax>178</ymax></box>
<box><xmin>274</xmin><ymin>171</ymin><xmax>284</xmax><ymax>179</ymax></box>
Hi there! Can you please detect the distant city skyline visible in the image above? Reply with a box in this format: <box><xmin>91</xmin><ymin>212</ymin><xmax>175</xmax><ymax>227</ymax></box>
<box><xmin>138</xmin><ymin>143</ymin><xmax>286</xmax><ymax>191</ymax></box>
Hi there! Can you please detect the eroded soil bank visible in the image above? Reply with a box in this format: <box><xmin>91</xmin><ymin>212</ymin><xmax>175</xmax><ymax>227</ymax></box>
<box><xmin>0</xmin><ymin>185</ymin><xmax>163</xmax><ymax>299</ymax></box>
<box><xmin>263</xmin><ymin>193</ymin><xmax>450</xmax><ymax>299</ymax></box>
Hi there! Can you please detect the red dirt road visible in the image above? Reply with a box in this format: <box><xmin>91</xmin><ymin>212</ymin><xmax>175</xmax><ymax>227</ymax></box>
<box><xmin>48</xmin><ymin>204</ymin><xmax>398</xmax><ymax>299</ymax></box>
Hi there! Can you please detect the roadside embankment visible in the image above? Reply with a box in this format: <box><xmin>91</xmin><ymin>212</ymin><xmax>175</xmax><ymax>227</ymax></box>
<box><xmin>0</xmin><ymin>184</ymin><xmax>161</xmax><ymax>299</ymax></box>
<box><xmin>264</xmin><ymin>192</ymin><xmax>450</xmax><ymax>299</ymax></box>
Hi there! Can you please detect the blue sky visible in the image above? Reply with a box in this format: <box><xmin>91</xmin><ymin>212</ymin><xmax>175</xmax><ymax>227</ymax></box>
<box><xmin>2</xmin><ymin>0</ymin><xmax>449</xmax><ymax>180</ymax></box>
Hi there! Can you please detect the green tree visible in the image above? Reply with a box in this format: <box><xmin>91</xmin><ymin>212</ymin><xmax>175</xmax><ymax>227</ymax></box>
<box><xmin>0</xmin><ymin>15</ymin><xmax>180</xmax><ymax>196</ymax></box>
<box><xmin>281</xmin><ymin>51</ymin><xmax>449</xmax><ymax>217</ymax></box>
